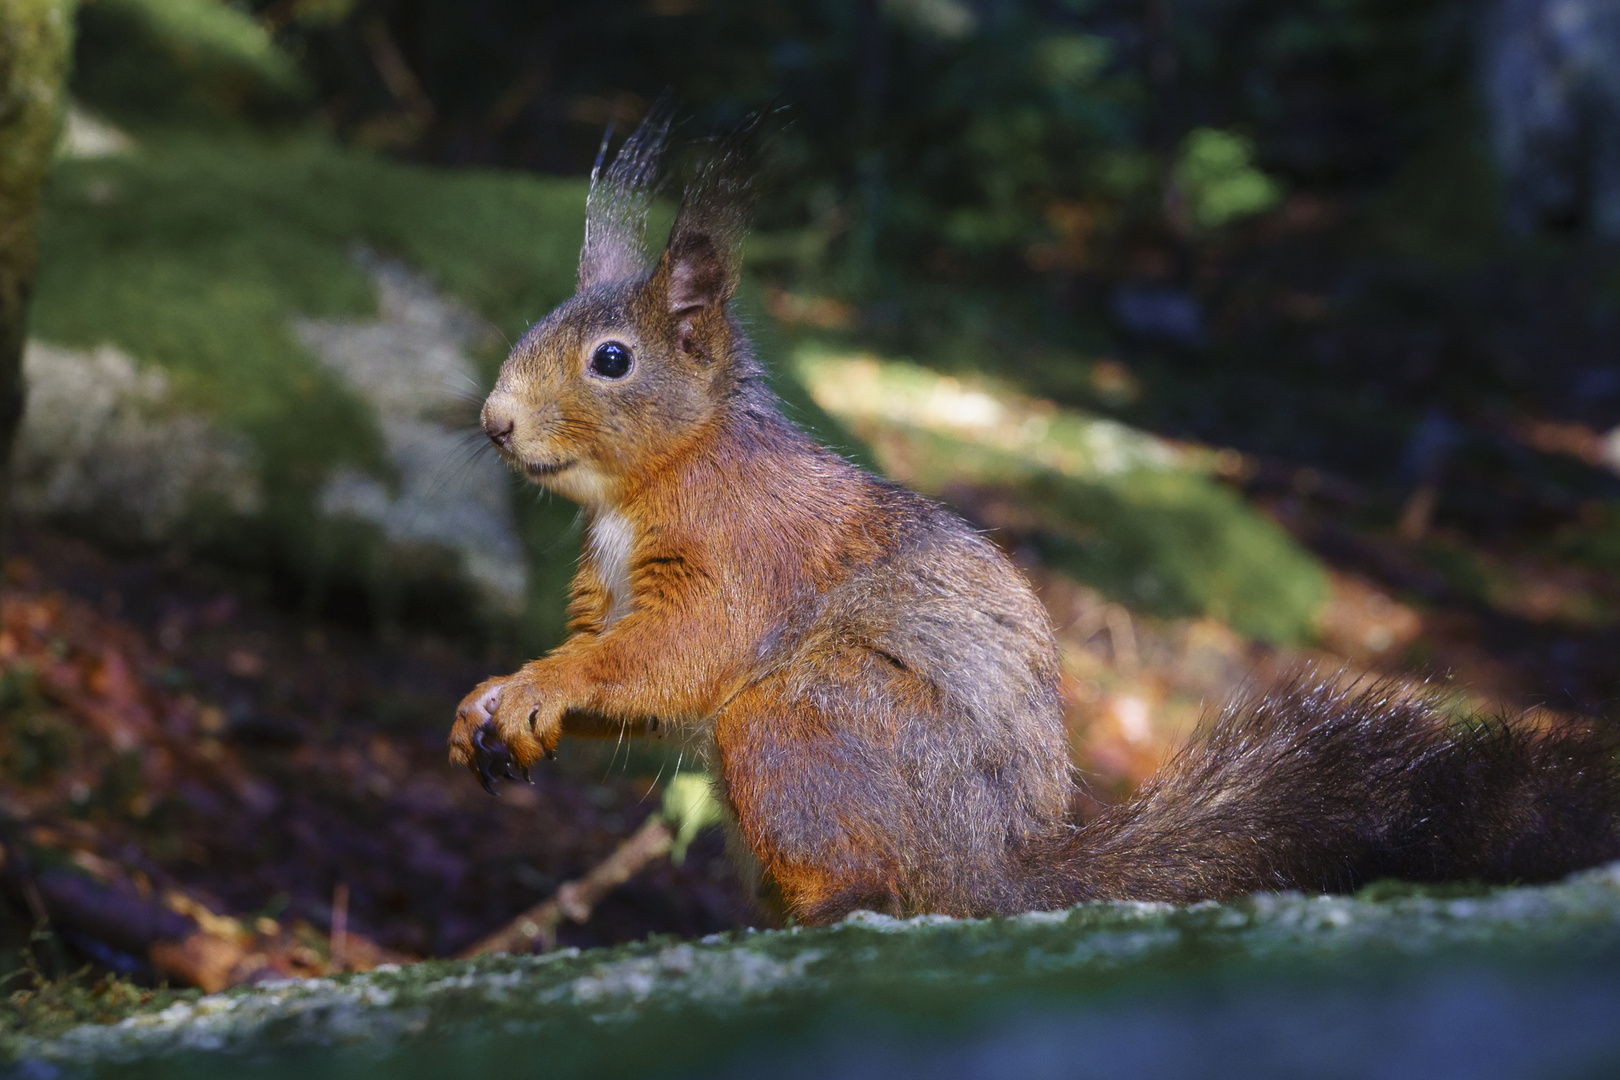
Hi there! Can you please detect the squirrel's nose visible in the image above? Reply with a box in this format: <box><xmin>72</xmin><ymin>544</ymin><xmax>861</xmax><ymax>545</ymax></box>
<box><xmin>483</xmin><ymin>413</ymin><xmax>515</xmax><ymax>449</ymax></box>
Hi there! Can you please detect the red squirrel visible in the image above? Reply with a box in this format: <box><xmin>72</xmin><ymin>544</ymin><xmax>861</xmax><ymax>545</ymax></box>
<box><xmin>449</xmin><ymin>117</ymin><xmax>1620</xmax><ymax>925</ymax></box>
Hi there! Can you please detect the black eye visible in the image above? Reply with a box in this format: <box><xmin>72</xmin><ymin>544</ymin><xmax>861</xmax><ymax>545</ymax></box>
<box><xmin>589</xmin><ymin>341</ymin><xmax>633</xmax><ymax>380</ymax></box>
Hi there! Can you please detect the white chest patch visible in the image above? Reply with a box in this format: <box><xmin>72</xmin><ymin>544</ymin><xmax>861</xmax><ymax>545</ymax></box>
<box><xmin>588</xmin><ymin>509</ymin><xmax>636</xmax><ymax>627</ymax></box>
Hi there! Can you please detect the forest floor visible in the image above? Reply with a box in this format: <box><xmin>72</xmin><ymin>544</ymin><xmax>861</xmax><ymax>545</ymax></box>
<box><xmin>0</xmin><ymin>524</ymin><xmax>754</xmax><ymax>998</ymax></box>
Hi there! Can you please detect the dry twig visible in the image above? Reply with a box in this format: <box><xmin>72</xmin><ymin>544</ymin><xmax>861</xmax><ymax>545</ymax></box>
<box><xmin>458</xmin><ymin>815</ymin><xmax>673</xmax><ymax>958</ymax></box>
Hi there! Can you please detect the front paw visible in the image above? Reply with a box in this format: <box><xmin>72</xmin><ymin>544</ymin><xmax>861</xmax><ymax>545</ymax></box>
<box><xmin>448</xmin><ymin>674</ymin><xmax>560</xmax><ymax>795</ymax></box>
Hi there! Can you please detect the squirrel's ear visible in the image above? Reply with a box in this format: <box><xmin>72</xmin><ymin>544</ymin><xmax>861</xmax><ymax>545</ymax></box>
<box><xmin>648</xmin><ymin>228</ymin><xmax>737</xmax><ymax>360</ymax></box>
<box><xmin>661</xmin><ymin>229</ymin><xmax>738</xmax><ymax>316</ymax></box>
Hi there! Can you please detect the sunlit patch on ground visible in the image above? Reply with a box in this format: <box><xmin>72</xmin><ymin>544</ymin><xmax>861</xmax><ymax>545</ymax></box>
<box><xmin>796</xmin><ymin>347</ymin><xmax>1184</xmax><ymax>478</ymax></box>
<box><xmin>794</xmin><ymin>346</ymin><xmax>1329</xmax><ymax>649</ymax></box>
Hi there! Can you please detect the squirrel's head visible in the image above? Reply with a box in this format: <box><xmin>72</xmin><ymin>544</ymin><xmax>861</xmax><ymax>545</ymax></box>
<box><xmin>481</xmin><ymin>110</ymin><xmax>759</xmax><ymax>508</ymax></box>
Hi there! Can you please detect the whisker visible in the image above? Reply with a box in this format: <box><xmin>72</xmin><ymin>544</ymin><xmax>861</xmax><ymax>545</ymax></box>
<box><xmin>448</xmin><ymin>372</ymin><xmax>488</xmax><ymax>400</ymax></box>
<box><xmin>604</xmin><ymin>719</ymin><xmax>629</xmax><ymax>780</ymax></box>
<box><xmin>417</xmin><ymin>437</ymin><xmax>498</xmax><ymax>505</ymax></box>
<box><xmin>480</xmin><ymin>317</ymin><xmax>514</xmax><ymax>352</ymax></box>
<box><xmin>642</xmin><ymin>759</ymin><xmax>666</xmax><ymax>804</ymax></box>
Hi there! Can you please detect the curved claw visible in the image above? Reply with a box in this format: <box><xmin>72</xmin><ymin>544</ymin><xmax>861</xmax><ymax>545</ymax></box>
<box><xmin>471</xmin><ymin>723</ymin><xmax>513</xmax><ymax>797</ymax></box>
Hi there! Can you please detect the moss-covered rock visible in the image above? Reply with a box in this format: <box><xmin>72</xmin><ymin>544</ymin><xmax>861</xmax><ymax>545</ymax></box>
<box><xmin>31</xmin><ymin>125</ymin><xmax>586</xmax><ymax>644</ymax></box>
<box><xmin>9</xmin><ymin>864</ymin><xmax>1620</xmax><ymax>1078</ymax></box>
<box><xmin>13</xmin><ymin>339</ymin><xmax>261</xmax><ymax>538</ymax></box>
<box><xmin>24</xmin><ymin>123</ymin><xmax>898</xmax><ymax>650</ymax></box>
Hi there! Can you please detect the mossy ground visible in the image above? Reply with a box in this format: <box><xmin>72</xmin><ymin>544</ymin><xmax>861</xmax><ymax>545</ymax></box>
<box><xmin>8</xmin><ymin>865</ymin><xmax>1620</xmax><ymax>1078</ymax></box>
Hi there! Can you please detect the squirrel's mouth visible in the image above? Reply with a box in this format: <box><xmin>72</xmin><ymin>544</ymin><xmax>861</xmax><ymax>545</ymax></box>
<box><xmin>523</xmin><ymin>458</ymin><xmax>574</xmax><ymax>478</ymax></box>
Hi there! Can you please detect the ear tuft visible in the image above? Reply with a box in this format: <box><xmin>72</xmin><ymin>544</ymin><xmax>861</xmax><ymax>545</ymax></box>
<box><xmin>578</xmin><ymin>101</ymin><xmax>673</xmax><ymax>291</ymax></box>
<box><xmin>653</xmin><ymin>115</ymin><xmax>764</xmax><ymax>352</ymax></box>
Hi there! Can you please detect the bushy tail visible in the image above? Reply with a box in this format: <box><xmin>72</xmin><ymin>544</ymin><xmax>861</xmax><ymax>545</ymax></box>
<box><xmin>1020</xmin><ymin>680</ymin><xmax>1620</xmax><ymax>906</ymax></box>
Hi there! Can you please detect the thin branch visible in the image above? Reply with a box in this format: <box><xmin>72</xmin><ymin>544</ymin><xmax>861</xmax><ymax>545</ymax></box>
<box><xmin>457</xmin><ymin>815</ymin><xmax>672</xmax><ymax>957</ymax></box>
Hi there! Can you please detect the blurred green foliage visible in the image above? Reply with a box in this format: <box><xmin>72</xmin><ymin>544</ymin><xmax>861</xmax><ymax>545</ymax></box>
<box><xmin>1557</xmin><ymin>503</ymin><xmax>1620</xmax><ymax>575</ymax></box>
<box><xmin>1026</xmin><ymin>468</ymin><xmax>1325</xmax><ymax>643</ymax></box>
<box><xmin>0</xmin><ymin>665</ymin><xmax>76</xmax><ymax>784</ymax></box>
<box><xmin>0</xmin><ymin>0</ymin><xmax>78</xmax><ymax>552</ymax></box>
<box><xmin>55</xmin><ymin>0</ymin><xmax>1510</xmax><ymax>319</ymax></box>
<box><xmin>1</xmin><ymin>939</ymin><xmax>178</xmax><ymax>1043</ymax></box>
<box><xmin>1172</xmin><ymin>128</ymin><xmax>1282</xmax><ymax>230</ymax></box>
<box><xmin>796</xmin><ymin>350</ymin><xmax>1326</xmax><ymax>642</ymax></box>
<box><xmin>179</xmin><ymin>0</ymin><xmax>1478</xmax><ymax>283</ymax></box>
<box><xmin>73</xmin><ymin>0</ymin><xmax>308</xmax><ymax>125</ymax></box>
<box><xmin>35</xmin><ymin>130</ymin><xmax>587</xmax><ymax>641</ymax></box>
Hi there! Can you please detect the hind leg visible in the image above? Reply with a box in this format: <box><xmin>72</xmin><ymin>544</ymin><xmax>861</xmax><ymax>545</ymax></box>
<box><xmin>771</xmin><ymin>861</ymin><xmax>903</xmax><ymax>924</ymax></box>
<box><xmin>713</xmin><ymin>666</ymin><xmax>917</xmax><ymax>925</ymax></box>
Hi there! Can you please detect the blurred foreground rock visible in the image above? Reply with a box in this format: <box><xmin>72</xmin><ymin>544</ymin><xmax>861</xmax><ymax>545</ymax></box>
<box><xmin>9</xmin><ymin>863</ymin><xmax>1620</xmax><ymax>1079</ymax></box>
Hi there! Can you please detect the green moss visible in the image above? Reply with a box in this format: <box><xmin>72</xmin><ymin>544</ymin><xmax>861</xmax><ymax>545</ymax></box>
<box><xmin>0</xmin><ymin>947</ymin><xmax>184</xmax><ymax>1046</ymax></box>
<box><xmin>1026</xmin><ymin>466</ymin><xmax>1326</xmax><ymax>643</ymax></box>
<box><xmin>36</xmin><ymin>128</ymin><xmax>589</xmax><ymax>420</ymax></box>
<box><xmin>31</xmin><ymin>128</ymin><xmax>587</xmax><ymax>640</ymax></box>
<box><xmin>796</xmin><ymin>350</ymin><xmax>1328</xmax><ymax>644</ymax></box>
<box><xmin>72</xmin><ymin>0</ymin><xmax>310</xmax><ymax>126</ymax></box>
<box><xmin>0</xmin><ymin>0</ymin><xmax>77</xmax><ymax>536</ymax></box>
<box><xmin>1352</xmin><ymin>878</ymin><xmax>1496</xmax><ymax>903</ymax></box>
<box><xmin>1556</xmin><ymin>501</ymin><xmax>1620</xmax><ymax>574</ymax></box>
<box><xmin>11</xmin><ymin>867</ymin><xmax>1620</xmax><ymax>1077</ymax></box>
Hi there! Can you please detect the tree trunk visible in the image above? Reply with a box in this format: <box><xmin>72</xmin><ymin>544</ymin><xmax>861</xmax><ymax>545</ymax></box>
<box><xmin>0</xmin><ymin>0</ymin><xmax>76</xmax><ymax>568</ymax></box>
<box><xmin>1481</xmin><ymin>0</ymin><xmax>1620</xmax><ymax>238</ymax></box>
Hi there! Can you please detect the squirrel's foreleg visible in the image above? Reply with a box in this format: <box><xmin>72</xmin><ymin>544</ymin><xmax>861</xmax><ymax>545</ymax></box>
<box><xmin>448</xmin><ymin>601</ymin><xmax>734</xmax><ymax>791</ymax></box>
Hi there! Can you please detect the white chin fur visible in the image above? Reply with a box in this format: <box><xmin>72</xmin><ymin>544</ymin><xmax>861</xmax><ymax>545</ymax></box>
<box><xmin>537</xmin><ymin>461</ymin><xmax>615</xmax><ymax>509</ymax></box>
